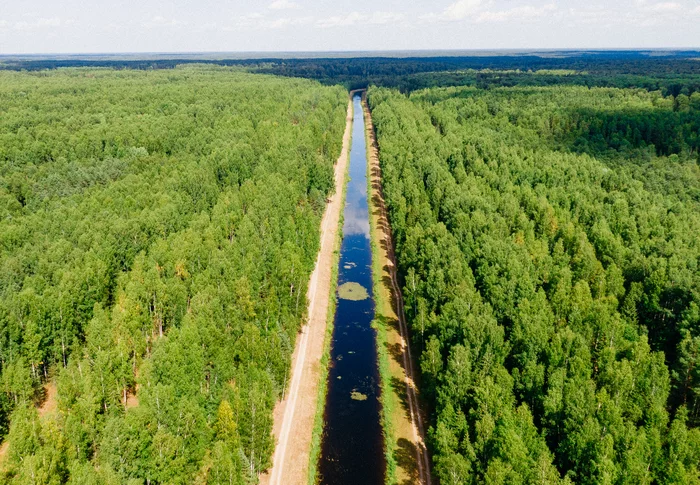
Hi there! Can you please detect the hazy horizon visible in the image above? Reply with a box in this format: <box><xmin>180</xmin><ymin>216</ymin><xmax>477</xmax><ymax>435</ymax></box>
<box><xmin>3</xmin><ymin>48</ymin><xmax>700</xmax><ymax>59</ymax></box>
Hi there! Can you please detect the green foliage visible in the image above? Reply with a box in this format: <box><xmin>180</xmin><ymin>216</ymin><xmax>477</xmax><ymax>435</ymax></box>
<box><xmin>2</xmin><ymin>405</ymin><xmax>69</xmax><ymax>483</ymax></box>
<box><xmin>369</xmin><ymin>83</ymin><xmax>700</xmax><ymax>483</ymax></box>
<box><xmin>0</xmin><ymin>66</ymin><xmax>347</xmax><ymax>483</ymax></box>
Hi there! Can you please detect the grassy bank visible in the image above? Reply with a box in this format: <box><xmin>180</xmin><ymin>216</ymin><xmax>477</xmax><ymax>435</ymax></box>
<box><xmin>307</xmin><ymin>96</ymin><xmax>353</xmax><ymax>485</ymax></box>
<box><xmin>363</xmin><ymin>93</ymin><xmax>400</xmax><ymax>485</ymax></box>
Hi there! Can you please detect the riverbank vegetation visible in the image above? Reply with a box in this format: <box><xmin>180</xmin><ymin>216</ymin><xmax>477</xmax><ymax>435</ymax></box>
<box><xmin>0</xmin><ymin>66</ymin><xmax>347</xmax><ymax>483</ymax></box>
<box><xmin>368</xmin><ymin>84</ymin><xmax>700</xmax><ymax>484</ymax></box>
<box><xmin>366</xmin><ymin>131</ymin><xmax>400</xmax><ymax>485</ymax></box>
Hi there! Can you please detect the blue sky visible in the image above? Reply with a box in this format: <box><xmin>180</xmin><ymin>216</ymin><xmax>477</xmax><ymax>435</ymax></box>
<box><xmin>1</xmin><ymin>0</ymin><xmax>699</xmax><ymax>54</ymax></box>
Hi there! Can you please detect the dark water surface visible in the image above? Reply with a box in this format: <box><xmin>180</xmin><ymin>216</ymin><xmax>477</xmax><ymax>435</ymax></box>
<box><xmin>318</xmin><ymin>94</ymin><xmax>385</xmax><ymax>484</ymax></box>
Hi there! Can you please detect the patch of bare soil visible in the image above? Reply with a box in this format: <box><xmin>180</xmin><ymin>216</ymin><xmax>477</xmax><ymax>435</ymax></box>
<box><xmin>125</xmin><ymin>385</ymin><xmax>139</xmax><ymax>409</ymax></box>
<box><xmin>125</xmin><ymin>368</ymin><xmax>140</xmax><ymax>409</ymax></box>
<box><xmin>259</xmin><ymin>96</ymin><xmax>353</xmax><ymax>485</ymax></box>
<box><xmin>0</xmin><ymin>440</ymin><xmax>8</xmax><ymax>470</ymax></box>
<box><xmin>363</xmin><ymin>93</ymin><xmax>432</xmax><ymax>485</ymax></box>
<box><xmin>38</xmin><ymin>381</ymin><xmax>57</xmax><ymax>419</ymax></box>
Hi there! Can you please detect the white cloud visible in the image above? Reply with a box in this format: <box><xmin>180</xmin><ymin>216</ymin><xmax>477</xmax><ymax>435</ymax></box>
<box><xmin>13</xmin><ymin>17</ymin><xmax>70</xmax><ymax>31</ymax></box>
<box><xmin>441</xmin><ymin>0</ymin><xmax>485</xmax><ymax>21</ymax></box>
<box><xmin>141</xmin><ymin>16</ymin><xmax>188</xmax><ymax>28</ymax></box>
<box><xmin>268</xmin><ymin>16</ymin><xmax>313</xmax><ymax>28</ymax></box>
<box><xmin>423</xmin><ymin>1</ymin><xmax>561</xmax><ymax>24</ymax></box>
<box><xmin>230</xmin><ymin>12</ymin><xmax>312</xmax><ymax>30</ymax></box>
<box><xmin>315</xmin><ymin>10</ymin><xmax>404</xmax><ymax>27</ymax></box>
<box><xmin>476</xmin><ymin>3</ymin><xmax>557</xmax><ymax>23</ymax></box>
<box><xmin>567</xmin><ymin>6</ymin><xmax>616</xmax><ymax>25</ymax></box>
<box><xmin>269</xmin><ymin>0</ymin><xmax>300</xmax><ymax>10</ymax></box>
<box><xmin>36</xmin><ymin>17</ymin><xmax>62</xmax><ymax>27</ymax></box>
<box><xmin>623</xmin><ymin>1</ymin><xmax>694</xmax><ymax>27</ymax></box>
<box><xmin>642</xmin><ymin>2</ymin><xmax>682</xmax><ymax>12</ymax></box>
<box><xmin>368</xmin><ymin>11</ymin><xmax>405</xmax><ymax>25</ymax></box>
<box><xmin>230</xmin><ymin>12</ymin><xmax>265</xmax><ymax>29</ymax></box>
<box><xmin>419</xmin><ymin>1</ymin><xmax>696</xmax><ymax>28</ymax></box>
<box><xmin>316</xmin><ymin>12</ymin><xmax>365</xmax><ymax>28</ymax></box>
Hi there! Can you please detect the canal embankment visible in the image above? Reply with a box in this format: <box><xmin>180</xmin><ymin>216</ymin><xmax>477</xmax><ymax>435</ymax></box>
<box><xmin>363</xmin><ymin>92</ymin><xmax>432</xmax><ymax>485</ymax></box>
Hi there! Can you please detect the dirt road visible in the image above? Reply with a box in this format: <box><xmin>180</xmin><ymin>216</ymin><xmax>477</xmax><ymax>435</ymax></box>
<box><xmin>260</xmin><ymin>97</ymin><xmax>353</xmax><ymax>485</ymax></box>
<box><xmin>363</xmin><ymin>93</ymin><xmax>432</xmax><ymax>485</ymax></box>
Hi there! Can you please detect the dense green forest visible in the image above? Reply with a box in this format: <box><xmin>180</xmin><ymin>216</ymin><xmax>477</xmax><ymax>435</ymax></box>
<box><xmin>0</xmin><ymin>66</ymin><xmax>347</xmax><ymax>483</ymax></box>
<box><xmin>4</xmin><ymin>55</ymin><xmax>700</xmax><ymax>484</ymax></box>
<box><xmin>368</xmin><ymin>84</ymin><xmax>700</xmax><ymax>484</ymax></box>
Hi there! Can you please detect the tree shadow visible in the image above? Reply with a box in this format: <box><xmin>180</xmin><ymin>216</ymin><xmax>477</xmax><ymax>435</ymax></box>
<box><xmin>394</xmin><ymin>437</ymin><xmax>420</xmax><ymax>485</ymax></box>
<box><xmin>385</xmin><ymin>339</ymin><xmax>406</xmax><ymax>371</ymax></box>
<box><xmin>391</xmin><ymin>376</ymin><xmax>411</xmax><ymax>422</ymax></box>
<box><xmin>33</xmin><ymin>385</ymin><xmax>49</xmax><ymax>409</ymax></box>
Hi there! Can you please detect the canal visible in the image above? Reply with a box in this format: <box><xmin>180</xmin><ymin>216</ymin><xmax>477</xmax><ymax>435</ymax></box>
<box><xmin>317</xmin><ymin>93</ymin><xmax>385</xmax><ymax>484</ymax></box>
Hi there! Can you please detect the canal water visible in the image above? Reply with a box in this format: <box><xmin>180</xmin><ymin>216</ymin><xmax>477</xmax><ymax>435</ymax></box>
<box><xmin>317</xmin><ymin>94</ymin><xmax>385</xmax><ymax>484</ymax></box>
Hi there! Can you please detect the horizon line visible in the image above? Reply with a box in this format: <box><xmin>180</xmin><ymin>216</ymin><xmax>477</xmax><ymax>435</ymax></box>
<box><xmin>2</xmin><ymin>47</ymin><xmax>700</xmax><ymax>59</ymax></box>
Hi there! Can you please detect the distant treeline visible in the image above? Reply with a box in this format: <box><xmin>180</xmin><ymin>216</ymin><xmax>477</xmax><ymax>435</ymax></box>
<box><xmin>382</xmin><ymin>70</ymin><xmax>700</xmax><ymax>98</ymax></box>
<box><xmin>3</xmin><ymin>53</ymin><xmax>700</xmax><ymax>94</ymax></box>
<box><xmin>252</xmin><ymin>55</ymin><xmax>700</xmax><ymax>92</ymax></box>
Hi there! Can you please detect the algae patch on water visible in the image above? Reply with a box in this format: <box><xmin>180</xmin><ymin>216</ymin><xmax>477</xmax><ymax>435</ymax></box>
<box><xmin>337</xmin><ymin>282</ymin><xmax>369</xmax><ymax>301</ymax></box>
<box><xmin>350</xmin><ymin>390</ymin><xmax>368</xmax><ymax>401</ymax></box>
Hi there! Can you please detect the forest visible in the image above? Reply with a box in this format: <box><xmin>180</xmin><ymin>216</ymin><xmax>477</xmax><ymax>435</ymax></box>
<box><xmin>368</xmin><ymin>83</ymin><xmax>700</xmax><ymax>484</ymax></box>
<box><xmin>3</xmin><ymin>54</ymin><xmax>700</xmax><ymax>485</ymax></box>
<box><xmin>0</xmin><ymin>66</ymin><xmax>347</xmax><ymax>484</ymax></box>
<box><xmin>3</xmin><ymin>51</ymin><xmax>700</xmax><ymax>94</ymax></box>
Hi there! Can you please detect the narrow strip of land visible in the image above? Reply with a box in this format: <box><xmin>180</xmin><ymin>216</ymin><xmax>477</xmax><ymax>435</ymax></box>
<box><xmin>0</xmin><ymin>441</ymin><xmax>8</xmax><ymax>470</ymax></box>
<box><xmin>260</xmin><ymin>97</ymin><xmax>353</xmax><ymax>485</ymax></box>
<box><xmin>363</xmin><ymin>94</ymin><xmax>431</xmax><ymax>485</ymax></box>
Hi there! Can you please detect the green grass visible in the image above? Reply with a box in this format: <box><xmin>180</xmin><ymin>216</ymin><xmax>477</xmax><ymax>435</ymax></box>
<box><xmin>307</xmin><ymin>96</ymin><xmax>352</xmax><ymax>485</ymax></box>
<box><xmin>363</xmin><ymin>94</ymin><xmax>399</xmax><ymax>485</ymax></box>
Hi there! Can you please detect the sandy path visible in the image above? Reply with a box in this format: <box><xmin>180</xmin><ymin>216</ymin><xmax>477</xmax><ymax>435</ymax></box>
<box><xmin>259</xmin><ymin>97</ymin><xmax>353</xmax><ymax>485</ymax></box>
<box><xmin>363</xmin><ymin>93</ymin><xmax>432</xmax><ymax>485</ymax></box>
<box><xmin>0</xmin><ymin>440</ymin><xmax>8</xmax><ymax>470</ymax></box>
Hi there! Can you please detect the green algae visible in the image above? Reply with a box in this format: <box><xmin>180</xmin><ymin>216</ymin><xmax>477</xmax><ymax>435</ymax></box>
<box><xmin>337</xmin><ymin>281</ymin><xmax>369</xmax><ymax>301</ymax></box>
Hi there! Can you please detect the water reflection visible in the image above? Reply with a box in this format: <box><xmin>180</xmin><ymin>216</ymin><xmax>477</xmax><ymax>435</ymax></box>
<box><xmin>342</xmin><ymin>203</ymin><xmax>370</xmax><ymax>237</ymax></box>
<box><xmin>318</xmin><ymin>94</ymin><xmax>385</xmax><ymax>485</ymax></box>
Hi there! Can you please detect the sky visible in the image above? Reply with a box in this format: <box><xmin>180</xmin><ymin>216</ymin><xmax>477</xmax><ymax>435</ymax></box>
<box><xmin>1</xmin><ymin>0</ymin><xmax>699</xmax><ymax>54</ymax></box>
